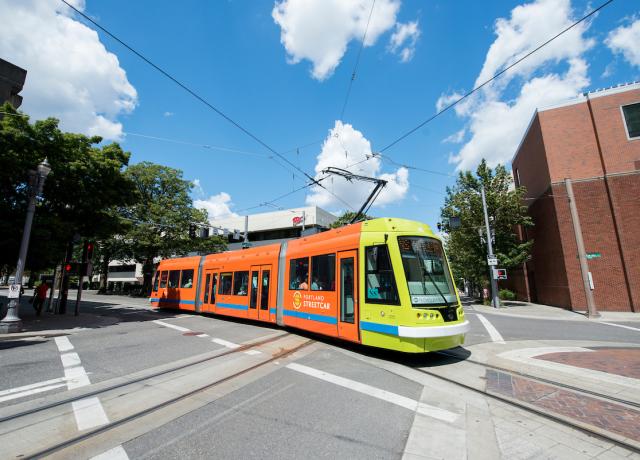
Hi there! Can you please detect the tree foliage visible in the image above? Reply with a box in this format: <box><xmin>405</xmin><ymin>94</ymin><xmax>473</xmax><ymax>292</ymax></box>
<box><xmin>440</xmin><ymin>160</ymin><xmax>533</xmax><ymax>290</ymax></box>
<box><xmin>0</xmin><ymin>103</ymin><xmax>136</xmax><ymax>272</ymax></box>
<box><xmin>330</xmin><ymin>211</ymin><xmax>373</xmax><ymax>228</ymax></box>
<box><xmin>115</xmin><ymin>162</ymin><xmax>226</xmax><ymax>293</ymax></box>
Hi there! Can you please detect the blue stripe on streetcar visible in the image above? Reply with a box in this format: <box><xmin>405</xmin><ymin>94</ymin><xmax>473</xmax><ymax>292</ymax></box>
<box><xmin>270</xmin><ymin>308</ymin><xmax>276</xmax><ymax>314</ymax></box>
<box><xmin>360</xmin><ymin>321</ymin><xmax>399</xmax><ymax>335</ymax></box>
<box><xmin>216</xmin><ymin>302</ymin><xmax>249</xmax><ymax>311</ymax></box>
<box><xmin>283</xmin><ymin>309</ymin><xmax>337</xmax><ymax>325</ymax></box>
<box><xmin>150</xmin><ymin>298</ymin><xmax>195</xmax><ymax>305</ymax></box>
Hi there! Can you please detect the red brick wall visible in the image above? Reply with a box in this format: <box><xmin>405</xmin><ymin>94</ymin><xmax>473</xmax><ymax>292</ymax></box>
<box><xmin>512</xmin><ymin>115</ymin><xmax>551</xmax><ymax>199</ymax></box>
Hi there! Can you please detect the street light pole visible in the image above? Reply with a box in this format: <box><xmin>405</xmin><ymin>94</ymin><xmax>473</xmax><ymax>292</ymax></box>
<box><xmin>481</xmin><ymin>184</ymin><xmax>500</xmax><ymax>308</ymax></box>
<box><xmin>1</xmin><ymin>159</ymin><xmax>52</xmax><ymax>333</ymax></box>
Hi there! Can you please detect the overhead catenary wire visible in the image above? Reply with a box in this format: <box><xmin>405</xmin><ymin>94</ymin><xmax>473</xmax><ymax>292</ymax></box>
<box><xmin>378</xmin><ymin>0</ymin><xmax>615</xmax><ymax>154</ymax></box>
<box><xmin>59</xmin><ymin>0</ymin><xmax>337</xmax><ymax>196</ymax></box>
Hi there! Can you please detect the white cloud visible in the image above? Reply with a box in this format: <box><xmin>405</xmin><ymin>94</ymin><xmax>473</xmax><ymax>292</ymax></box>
<box><xmin>388</xmin><ymin>20</ymin><xmax>420</xmax><ymax>63</ymax></box>
<box><xmin>606</xmin><ymin>18</ymin><xmax>640</xmax><ymax>68</ymax></box>
<box><xmin>306</xmin><ymin>121</ymin><xmax>409</xmax><ymax>209</ymax></box>
<box><xmin>435</xmin><ymin>91</ymin><xmax>465</xmax><ymax>113</ymax></box>
<box><xmin>0</xmin><ymin>0</ymin><xmax>137</xmax><ymax>140</ymax></box>
<box><xmin>442</xmin><ymin>128</ymin><xmax>466</xmax><ymax>144</ymax></box>
<box><xmin>192</xmin><ymin>179</ymin><xmax>205</xmax><ymax>199</ymax></box>
<box><xmin>163</xmin><ymin>111</ymin><xmax>174</xmax><ymax>117</ymax></box>
<box><xmin>272</xmin><ymin>0</ymin><xmax>401</xmax><ymax>80</ymax></box>
<box><xmin>450</xmin><ymin>58</ymin><xmax>589</xmax><ymax>171</ymax></box>
<box><xmin>194</xmin><ymin>192</ymin><xmax>239</xmax><ymax>221</ymax></box>
<box><xmin>445</xmin><ymin>0</ymin><xmax>594</xmax><ymax>171</ymax></box>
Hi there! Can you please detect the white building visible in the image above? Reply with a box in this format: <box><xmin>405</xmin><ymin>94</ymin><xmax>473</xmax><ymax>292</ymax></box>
<box><xmin>100</xmin><ymin>206</ymin><xmax>338</xmax><ymax>288</ymax></box>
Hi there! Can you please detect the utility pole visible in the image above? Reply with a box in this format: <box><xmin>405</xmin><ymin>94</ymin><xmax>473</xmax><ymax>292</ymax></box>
<box><xmin>481</xmin><ymin>184</ymin><xmax>500</xmax><ymax>308</ymax></box>
<box><xmin>0</xmin><ymin>159</ymin><xmax>52</xmax><ymax>333</ymax></box>
<box><xmin>565</xmin><ymin>178</ymin><xmax>600</xmax><ymax>318</ymax></box>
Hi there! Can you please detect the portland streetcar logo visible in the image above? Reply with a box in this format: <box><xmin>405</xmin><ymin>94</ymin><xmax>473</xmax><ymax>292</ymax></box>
<box><xmin>293</xmin><ymin>291</ymin><xmax>302</xmax><ymax>310</ymax></box>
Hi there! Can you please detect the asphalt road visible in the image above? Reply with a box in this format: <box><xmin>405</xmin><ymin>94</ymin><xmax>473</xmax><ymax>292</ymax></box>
<box><xmin>1</xmin><ymin>292</ymin><xmax>640</xmax><ymax>459</ymax></box>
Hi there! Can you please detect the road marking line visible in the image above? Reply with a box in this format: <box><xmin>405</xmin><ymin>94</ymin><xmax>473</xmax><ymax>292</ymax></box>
<box><xmin>153</xmin><ymin>320</ymin><xmax>191</xmax><ymax>332</ymax></box>
<box><xmin>60</xmin><ymin>352</ymin><xmax>82</xmax><ymax>368</ymax></box>
<box><xmin>212</xmin><ymin>338</ymin><xmax>240</xmax><ymax>349</ymax></box>
<box><xmin>476</xmin><ymin>314</ymin><xmax>505</xmax><ymax>344</ymax></box>
<box><xmin>0</xmin><ymin>383</ymin><xmax>67</xmax><ymax>403</ymax></box>
<box><xmin>64</xmin><ymin>366</ymin><xmax>91</xmax><ymax>390</ymax></box>
<box><xmin>54</xmin><ymin>336</ymin><xmax>74</xmax><ymax>352</ymax></box>
<box><xmin>196</xmin><ymin>333</ymin><xmax>209</xmax><ymax>338</ymax></box>
<box><xmin>72</xmin><ymin>397</ymin><xmax>110</xmax><ymax>431</ymax></box>
<box><xmin>244</xmin><ymin>349</ymin><xmax>262</xmax><ymax>356</ymax></box>
<box><xmin>599</xmin><ymin>321</ymin><xmax>640</xmax><ymax>332</ymax></box>
<box><xmin>90</xmin><ymin>445</ymin><xmax>129</xmax><ymax>460</ymax></box>
<box><xmin>286</xmin><ymin>363</ymin><xmax>459</xmax><ymax>423</ymax></box>
<box><xmin>0</xmin><ymin>377</ymin><xmax>70</xmax><ymax>396</ymax></box>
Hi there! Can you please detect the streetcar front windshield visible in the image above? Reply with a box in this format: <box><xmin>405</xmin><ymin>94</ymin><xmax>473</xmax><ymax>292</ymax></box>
<box><xmin>398</xmin><ymin>236</ymin><xmax>457</xmax><ymax>306</ymax></box>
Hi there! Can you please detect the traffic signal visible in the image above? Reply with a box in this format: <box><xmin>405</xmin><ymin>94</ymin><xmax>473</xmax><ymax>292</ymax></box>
<box><xmin>86</xmin><ymin>241</ymin><xmax>95</xmax><ymax>260</ymax></box>
<box><xmin>64</xmin><ymin>262</ymin><xmax>80</xmax><ymax>274</ymax></box>
<box><xmin>189</xmin><ymin>224</ymin><xmax>196</xmax><ymax>239</ymax></box>
<box><xmin>493</xmin><ymin>268</ymin><xmax>507</xmax><ymax>280</ymax></box>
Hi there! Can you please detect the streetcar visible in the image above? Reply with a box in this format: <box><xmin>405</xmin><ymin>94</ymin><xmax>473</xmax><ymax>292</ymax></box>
<box><xmin>149</xmin><ymin>217</ymin><xmax>470</xmax><ymax>353</ymax></box>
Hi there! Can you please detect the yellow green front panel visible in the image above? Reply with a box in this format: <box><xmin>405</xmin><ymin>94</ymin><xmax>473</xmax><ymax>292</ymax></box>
<box><xmin>358</xmin><ymin>218</ymin><xmax>467</xmax><ymax>353</ymax></box>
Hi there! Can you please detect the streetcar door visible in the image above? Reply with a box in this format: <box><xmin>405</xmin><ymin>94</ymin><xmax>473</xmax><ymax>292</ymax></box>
<box><xmin>202</xmin><ymin>269</ymin><xmax>218</xmax><ymax>313</ymax></box>
<box><xmin>258</xmin><ymin>265</ymin><xmax>271</xmax><ymax>322</ymax></box>
<box><xmin>248</xmin><ymin>266</ymin><xmax>260</xmax><ymax>320</ymax></box>
<box><xmin>337</xmin><ymin>250</ymin><xmax>359</xmax><ymax>342</ymax></box>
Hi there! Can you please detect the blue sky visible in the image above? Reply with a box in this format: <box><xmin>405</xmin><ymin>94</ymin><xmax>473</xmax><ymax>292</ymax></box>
<box><xmin>2</xmin><ymin>0</ymin><xmax>639</xmax><ymax>228</ymax></box>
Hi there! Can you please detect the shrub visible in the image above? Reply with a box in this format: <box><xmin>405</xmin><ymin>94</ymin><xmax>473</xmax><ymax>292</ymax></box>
<box><xmin>499</xmin><ymin>289</ymin><xmax>516</xmax><ymax>301</ymax></box>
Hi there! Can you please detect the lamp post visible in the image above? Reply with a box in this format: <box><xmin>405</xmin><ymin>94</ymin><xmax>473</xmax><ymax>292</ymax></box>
<box><xmin>481</xmin><ymin>184</ymin><xmax>500</xmax><ymax>309</ymax></box>
<box><xmin>0</xmin><ymin>159</ymin><xmax>52</xmax><ymax>333</ymax></box>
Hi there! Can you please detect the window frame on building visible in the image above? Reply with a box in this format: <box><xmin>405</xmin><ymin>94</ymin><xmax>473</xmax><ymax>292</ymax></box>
<box><xmin>620</xmin><ymin>102</ymin><xmax>640</xmax><ymax>140</ymax></box>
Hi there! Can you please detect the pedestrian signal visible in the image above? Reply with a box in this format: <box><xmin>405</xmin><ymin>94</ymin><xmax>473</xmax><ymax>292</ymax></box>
<box><xmin>493</xmin><ymin>268</ymin><xmax>507</xmax><ymax>280</ymax></box>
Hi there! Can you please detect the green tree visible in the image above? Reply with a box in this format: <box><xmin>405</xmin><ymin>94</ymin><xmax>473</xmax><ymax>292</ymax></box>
<box><xmin>117</xmin><ymin>162</ymin><xmax>226</xmax><ymax>294</ymax></box>
<box><xmin>0</xmin><ymin>104</ymin><xmax>136</xmax><ymax>272</ymax></box>
<box><xmin>440</xmin><ymin>160</ymin><xmax>532</xmax><ymax>294</ymax></box>
<box><xmin>330</xmin><ymin>211</ymin><xmax>373</xmax><ymax>228</ymax></box>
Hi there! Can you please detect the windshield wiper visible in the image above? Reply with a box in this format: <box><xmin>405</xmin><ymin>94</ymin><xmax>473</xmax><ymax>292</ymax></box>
<box><xmin>422</xmin><ymin>268</ymin><xmax>450</xmax><ymax>308</ymax></box>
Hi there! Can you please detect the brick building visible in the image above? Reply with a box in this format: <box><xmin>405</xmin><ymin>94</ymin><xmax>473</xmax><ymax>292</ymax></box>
<box><xmin>510</xmin><ymin>82</ymin><xmax>640</xmax><ymax>312</ymax></box>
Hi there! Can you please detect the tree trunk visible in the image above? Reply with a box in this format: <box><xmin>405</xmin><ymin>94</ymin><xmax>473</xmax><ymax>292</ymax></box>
<box><xmin>98</xmin><ymin>250</ymin><xmax>111</xmax><ymax>294</ymax></box>
<box><xmin>142</xmin><ymin>258</ymin><xmax>153</xmax><ymax>297</ymax></box>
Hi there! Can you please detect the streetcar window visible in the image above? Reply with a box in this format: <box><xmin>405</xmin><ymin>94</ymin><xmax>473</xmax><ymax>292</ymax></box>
<box><xmin>260</xmin><ymin>270</ymin><xmax>270</xmax><ymax>310</ymax></box>
<box><xmin>152</xmin><ymin>272</ymin><xmax>160</xmax><ymax>292</ymax></box>
<box><xmin>250</xmin><ymin>271</ymin><xmax>259</xmax><ymax>308</ymax></box>
<box><xmin>311</xmin><ymin>254</ymin><xmax>335</xmax><ymax>291</ymax></box>
<box><xmin>168</xmin><ymin>270</ymin><xmax>180</xmax><ymax>289</ymax></box>
<box><xmin>210</xmin><ymin>274</ymin><xmax>218</xmax><ymax>304</ymax></box>
<box><xmin>289</xmin><ymin>257</ymin><xmax>309</xmax><ymax>290</ymax></box>
<box><xmin>365</xmin><ymin>245</ymin><xmax>399</xmax><ymax>304</ymax></box>
<box><xmin>233</xmin><ymin>271</ymin><xmax>249</xmax><ymax>296</ymax></box>
<box><xmin>203</xmin><ymin>274</ymin><xmax>211</xmax><ymax>303</ymax></box>
<box><xmin>180</xmin><ymin>269</ymin><xmax>194</xmax><ymax>288</ymax></box>
<box><xmin>219</xmin><ymin>273</ymin><xmax>233</xmax><ymax>295</ymax></box>
<box><xmin>160</xmin><ymin>271</ymin><xmax>168</xmax><ymax>288</ymax></box>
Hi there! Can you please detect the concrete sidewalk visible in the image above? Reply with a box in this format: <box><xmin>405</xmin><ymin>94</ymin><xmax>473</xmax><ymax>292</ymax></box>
<box><xmin>464</xmin><ymin>297</ymin><xmax>640</xmax><ymax>322</ymax></box>
<box><xmin>0</xmin><ymin>290</ymin><xmax>161</xmax><ymax>340</ymax></box>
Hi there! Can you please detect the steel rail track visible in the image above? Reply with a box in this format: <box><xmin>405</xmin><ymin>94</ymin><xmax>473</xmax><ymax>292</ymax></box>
<box><xmin>23</xmin><ymin>338</ymin><xmax>314</xmax><ymax>459</ymax></box>
<box><xmin>0</xmin><ymin>331</ymin><xmax>292</xmax><ymax>424</ymax></box>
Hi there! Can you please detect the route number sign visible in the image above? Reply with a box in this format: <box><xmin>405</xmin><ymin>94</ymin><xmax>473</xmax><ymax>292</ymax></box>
<box><xmin>8</xmin><ymin>284</ymin><xmax>21</xmax><ymax>299</ymax></box>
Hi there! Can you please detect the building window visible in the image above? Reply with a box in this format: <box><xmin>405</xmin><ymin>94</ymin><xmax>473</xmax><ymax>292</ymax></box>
<box><xmin>365</xmin><ymin>245</ymin><xmax>399</xmax><ymax>304</ymax></box>
<box><xmin>311</xmin><ymin>254</ymin><xmax>335</xmax><ymax>291</ymax></box>
<box><xmin>233</xmin><ymin>271</ymin><xmax>249</xmax><ymax>295</ymax></box>
<box><xmin>289</xmin><ymin>257</ymin><xmax>309</xmax><ymax>290</ymax></box>
<box><xmin>180</xmin><ymin>269</ymin><xmax>194</xmax><ymax>288</ymax></box>
<box><xmin>622</xmin><ymin>102</ymin><xmax>640</xmax><ymax>139</ymax></box>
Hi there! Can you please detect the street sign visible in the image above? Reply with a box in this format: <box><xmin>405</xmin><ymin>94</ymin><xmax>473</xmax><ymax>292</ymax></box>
<box><xmin>586</xmin><ymin>252</ymin><xmax>601</xmax><ymax>260</ymax></box>
<box><xmin>487</xmin><ymin>257</ymin><xmax>498</xmax><ymax>266</ymax></box>
<box><xmin>8</xmin><ymin>284</ymin><xmax>21</xmax><ymax>299</ymax></box>
<box><xmin>493</xmin><ymin>268</ymin><xmax>507</xmax><ymax>280</ymax></box>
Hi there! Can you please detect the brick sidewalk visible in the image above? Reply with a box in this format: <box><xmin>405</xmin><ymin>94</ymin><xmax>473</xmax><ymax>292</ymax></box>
<box><xmin>486</xmin><ymin>369</ymin><xmax>640</xmax><ymax>444</ymax></box>
<box><xmin>537</xmin><ymin>347</ymin><xmax>640</xmax><ymax>379</ymax></box>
